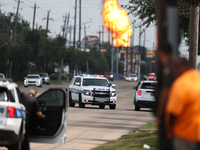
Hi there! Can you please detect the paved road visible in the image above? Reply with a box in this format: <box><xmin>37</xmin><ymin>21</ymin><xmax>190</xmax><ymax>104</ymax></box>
<box><xmin>1</xmin><ymin>80</ymin><xmax>155</xmax><ymax>150</ymax></box>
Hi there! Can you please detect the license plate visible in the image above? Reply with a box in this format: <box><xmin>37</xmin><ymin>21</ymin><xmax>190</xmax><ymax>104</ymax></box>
<box><xmin>99</xmin><ymin>100</ymin><xmax>104</xmax><ymax>103</ymax></box>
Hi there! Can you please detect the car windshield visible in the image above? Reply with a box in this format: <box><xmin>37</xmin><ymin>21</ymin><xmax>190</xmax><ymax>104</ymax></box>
<box><xmin>83</xmin><ymin>79</ymin><xmax>110</xmax><ymax>87</ymax></box>
<box><xmin>39</xmin><ymin>73</ymin><xmax>47</xmax><ymax>77</ymax></box>
<box><xmin>129</xmin><ymin>74</ymin><xmax>136</xmax><ymax>77</ymax></box>
<box><xmin>0</xmin><ymin>75</ymin><xmax>4</xmax><ymax>78</ymax></box>
<box><xmin>27</xmin><ymin>75</ymin><xmax>39</xmax><ymax>79</ymax></box>
<box><xmin>140</xmin><ymin>83</ymin><xmax>157</xmax><ymax>89</ymax></box>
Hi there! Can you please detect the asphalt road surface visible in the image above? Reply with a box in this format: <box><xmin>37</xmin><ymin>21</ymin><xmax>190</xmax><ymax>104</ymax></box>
<box><xmin>1</xmin><ymin>80</ymin><xmax>155</xmax><ymax>150</ymax></box>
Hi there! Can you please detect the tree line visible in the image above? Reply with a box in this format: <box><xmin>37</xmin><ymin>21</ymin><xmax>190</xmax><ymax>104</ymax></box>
<box><xmin>0</xmin><ymin>12</ymin><xmax>123</xmax><ymax>81</ymax></box>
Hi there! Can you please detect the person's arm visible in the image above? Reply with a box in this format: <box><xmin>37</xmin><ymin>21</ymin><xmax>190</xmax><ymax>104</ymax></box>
<box><xmin>36</xmin><ymin>111</ymin><xmax>45</xmax><ymax>118</ymax></box>
<box><xmin>166</xmin><ymin>114</ymin><xmax>176</xmax><ymax>139</ymax></box>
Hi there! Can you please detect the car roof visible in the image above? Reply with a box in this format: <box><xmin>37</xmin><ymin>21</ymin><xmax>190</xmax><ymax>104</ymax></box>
<box><xmin>27</xmin><ymin>74</ymin><xmax>40</xmax><ymax>76</ymax></box>
<box><xmin>0</xmin><ymin>79</ymin><xmax>18</xmax><ymax>88</ymax></box>
<box><xmin>74</xmin><ymin>75</ymin><xmax>107</xmax><ymax>80</ymax></box>
<box><xmin>140</xmin><ymin>80</ymin><xmax>157</xmax><ymax>83</ymax></box>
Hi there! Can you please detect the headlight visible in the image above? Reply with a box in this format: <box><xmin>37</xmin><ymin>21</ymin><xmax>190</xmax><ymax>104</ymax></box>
<box><xmin>111</xmin><ymin>91</ymin><xmax>116</xmax><ymax>97</ymax></box>
<box><xmin>24</xmin><ymin>80</ymin><xmax>27</xmax><ymax>84</ymax></box>
<box><xmin>84</xmin><ymin>90</ymin><xmax>91</xmax><ymax>96</ymax></box>
<box><xmin>126</xmin><ymin>77</ymin><xmax>128</xmax><ymax>80</ymax></box>
<box><xmin>110</xmin><ymin>75</ymin><xmax>113</xmax><ymax>78</ymax></box>
<box><xmin>45</xmin><ymin>77</ymin><xmax>48</xmax><ymax>80</ymax></box>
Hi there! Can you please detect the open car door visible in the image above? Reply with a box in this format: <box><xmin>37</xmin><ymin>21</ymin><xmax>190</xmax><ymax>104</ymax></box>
<box><xmin>29</xmin><ymin>88</ymin><xmax>68</xmax><ymax>144</ymax></box>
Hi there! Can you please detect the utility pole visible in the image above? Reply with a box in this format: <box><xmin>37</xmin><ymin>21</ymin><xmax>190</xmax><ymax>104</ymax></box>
<box><xmin>189</xmin><ymin>6</ymin><xmax>199</xmax><ymax>69</ymax></box>
<box><xmin>84</xmin><ymin>24</ymin><xmax>86</xmax><ymax>49</ymax></box>
<box><xmin>69</xmin><ymin>25</ymin><xmax>72</xmax><ymax>47</ymax></box>
<box><xmin>143</xmin><ymin>29</ymin><xmax>146</xmax><ymax>47</ymax></box>
<box><xmin>73</xmin><ymin>0</ymin><xmax>77</xmax><ymax>47</ymax></box>
<box><xmin>32</xmin><ymin>2</ymin><xmax>36</xmax><ymax>30</ymax></box>
<box><xmin>131</xmin><ymin>25</ymin><xmax>134</xmax><ymax>74</ymax></box>
<box><xmin>14</xmin><ymin>0</ymin><xmax>20</xmax><ymax>42</ymax></box>
<box><xmin>98</xmin><ymin>30</ymin><xmax>102</xmax><ymax>51</ymax></box>
<box><xmin>78</xmin><ymin>0</ymin><xmax>81</xmax><ymax>48</ymax></box>
<box><xmin>62</xmin><ymin>13</ymin><xmax>67</xmax><ymax>37</ymax></box>
<box><xmin>65</xmin><ymin>13</ymin><xmax>70</xmax><ymax>39</ymax></box>
<box><xmin>102</xmin><ymin>25</ymin><xmax>104</xmax><ymax>44</ymax></box>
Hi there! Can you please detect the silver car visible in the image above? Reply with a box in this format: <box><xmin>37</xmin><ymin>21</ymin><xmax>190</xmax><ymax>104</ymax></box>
<box><xmin>0</xmin><ymin>73</ymin><xmax>5</xmax><ymax>79</ymax></box>
<box><xmin>125</xmin><ymin>74</ymin><xmax>138</xmax><ymax>82</ymax></box>
<box><xmin>133</xmin><ymin>81</ymin><xmax>157</xmax><ymax>111</ymax></box>
<box><xmin>39</xmin><ymin>73</ymin><xmax>50</xmax><ymax>85</ymax></box>
<box><xmin>24</xmin><ymin>74</ymin><xmax>43</xmax><ymax>87</ymax></box>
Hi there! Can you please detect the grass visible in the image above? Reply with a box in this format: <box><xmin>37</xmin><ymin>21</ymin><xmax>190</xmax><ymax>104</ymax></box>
<box><xmin>92</xmin><ymin>122</ymin><xmax>158</xmax><ymax>150</ymax></box>
<box><xmin>141</xmin><ymin>122</ymin><xmax>157</xmax><ymax>129</ymax></box>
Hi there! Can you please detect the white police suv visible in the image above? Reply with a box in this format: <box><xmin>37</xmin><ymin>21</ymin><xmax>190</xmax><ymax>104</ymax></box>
<box><xmin>69</xmin><ymin>75</ymin><xmax>117</xmax><ymax>109</ymax></box>
<box><xmin>0</xmin><ymin>79</ymin><xmax>26</xmax><ymax>150</ymax></box>
<box><xmin>0</xmin><ymin>79</ymin><xmax>68</xmax><ymax>149</ymax></box>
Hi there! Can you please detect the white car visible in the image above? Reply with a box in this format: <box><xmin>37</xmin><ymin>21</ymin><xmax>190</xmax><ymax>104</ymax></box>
<box><xmin>125</xmin><ymin>74</ymin><xmax>138</xmax><ymax>82</ymax></box>
<box><xmin>133</xmin><ymin>80</ymin><xmax>157</xmax><ymax>111</ymax></box>
<box><xmin>24</xmin><ymin>74</ymin><xmax>43</xmax><ymax>87</ymax></box>
<box><xmin>69</xmin><ymin>75</ymin><xmax>117</xmax><ymax>109</ymax></box>
<box><xmin>39</xmin><ymin>73</ymin><xmax>50</xmax><ymax>85</ymax></box>
<box><xmin>0</xmin><ymin>79</ymin><xmax>68</xmax><ymax>150</ymax></box>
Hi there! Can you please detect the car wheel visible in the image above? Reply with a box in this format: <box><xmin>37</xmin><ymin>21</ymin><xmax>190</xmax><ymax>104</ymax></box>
<box><xmin>24</xmin><ymin>85</ymin><xmax>28</xmax><ymax>87</ymax></box>
<box><xmin>109</xmin><ymin>105</ymin><xmax>116</xmax><ymax>109</ymax></box>
<box><xmin>8</xmin><ymin>127</ymin><xmax>22</xmax><ymax>150</ymax></box>
<box><xmin>69</xmin><ymin>92</ymin><xmax>75</xmax><ymax>107</ymax></box>
<box><xmin>135</xmin><ymin>105</ymin><xmax>140</xmax><ymax>111</ymax></box>
<box><xmin>79</xmin><ymin>94</ymin><xmax>85</xmax><ymax>108</ymax></box>
<box><xmin>39</xmin><ymin>84</ymin><xmax>42</xmax><ymax>87</ymax></box>
<box><xmin>99</xmin><ymin>104</ymin><xmax>105</xmax><ymax>109</ymax></box>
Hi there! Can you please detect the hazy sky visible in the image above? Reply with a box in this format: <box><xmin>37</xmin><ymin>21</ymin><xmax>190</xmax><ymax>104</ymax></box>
<box><xmin>1</xmin><ymin>0</ymin><xmax>188</xmax><ymax>52</ymax></box>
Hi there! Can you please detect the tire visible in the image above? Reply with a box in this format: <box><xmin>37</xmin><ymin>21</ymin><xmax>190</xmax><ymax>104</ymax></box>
<box><xmin>79</xmin><ymin>94</ymin><xmax>85</xmax><ymax>108</ymax></box>
<box><xmin>24</xmin><ymin>85</ymin><xmax>28</xmax><ymax>87</ymax></box>
<box><xmin>69</xmin><ymin>92</ymin><xmax>75</xmax><ymax>107</ymax></box>
<box><xmin>39</xmin><ymin>84</ymin><xmax>42</xmax><ymax>87</ymax></box>
<box><xmin>109</xmin><ymin>105</ymin><xmax>116</xmax><ymax>109</ymax></box>
<box><xmin>99</xmin><ymin>104</ymin><xmax>105</xmax><ymax>109</ymax></box>
<box><xmin>8</xmin><ymin>125</ymin><xmax>23</xmax><ymax>150</ymax></box>
<box><xmin>135</xmin><ymin>105</ymin><xmax>140</xmax><ymax>111</ymax></box>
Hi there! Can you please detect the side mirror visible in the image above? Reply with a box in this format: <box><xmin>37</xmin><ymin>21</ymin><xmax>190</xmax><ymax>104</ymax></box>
<box><xmin>75</xmin><ymin>82</ymin><xmax>80</xmax><ymax>86</ymax></box>
<box><xmin>112</xmin><ymin>84</ymin><xmax>116</xmax><ymax>87</ymax></box>
<box><xmin>133</xmin><ymin>87</ymin><xmax>137</xmax><ymax>90</ymax></box>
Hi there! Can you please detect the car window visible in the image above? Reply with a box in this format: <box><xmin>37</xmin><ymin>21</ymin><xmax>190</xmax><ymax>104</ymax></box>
<box><xmin>74</xmin><ymin>77</ymin><xmax>81</xmax><ymax>85</ymax></box>
<box><xmin>9</xmin><ymin>89</ymin><xmax>15</xmax><ymax>100</ymax></box>
<box><xmin>70</xmin><ymin>77</ymin><xmax>76</xmax><ymax>85</ymax></box>
<box><xmin>27</xmin><ymin>76</ymin><xmax>39</xmax><ymax>79</ymax></box>
<box><xmin>0</xmin><ymin>74</ymin><xmax>4</xmax><ymax>78</ymax></box>
<box><xmin>37</xmin><ymin>90</ymin><xmax>64</xmax><ymax>107</ymax></box>
<box><xmin>16</xmin><ymin>87</ymin><xmax>22</xmax><ymax>103</ymax></box>
<box><xmin>140</xmin><ymin>83</ymin><xmax>157</xmax><ymax>89</ymax></box>
<box><xmin>39</xmin><ymin>73</ymin><xmax>48</xmax><ymax>77</ymax></box>
<box><xmin>82</xmin><ymin>79</ymin><xmax>110</xmax><ymax>87</ymax></box>
<box><xmin>130</xmin><ymin>74</ymin><xmax>136</xmax><ymax>77</ymax></box>
<box><xmin>0</xmin><ymin>88</ymin><xmax>15</xmax><ymax>102</ymax></box>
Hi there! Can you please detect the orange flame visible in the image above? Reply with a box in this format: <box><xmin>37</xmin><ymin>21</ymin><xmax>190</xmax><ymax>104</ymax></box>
<box><xmin>102</xmin><ymin>0</ymin><xmax>133</xmax><ymax>47</ymax></box>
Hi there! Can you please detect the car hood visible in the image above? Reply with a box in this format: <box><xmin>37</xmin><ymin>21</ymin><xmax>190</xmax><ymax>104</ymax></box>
<box><xmin>25</xmin><ymin>78</ymin><xmax>41</xmax><ymax>81</ymax></box>
<box><xmin>82</xmin><ymin>86</ymin><xmax>116</xmax><ymax>92</ymax></box>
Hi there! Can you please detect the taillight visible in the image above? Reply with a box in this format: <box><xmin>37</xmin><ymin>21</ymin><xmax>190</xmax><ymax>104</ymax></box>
<box><xmin>138</xmin><ymin>90</ymin><xmax>142</xmax><ymax>95</ymax></box>
<box><xmin>149</xmin><ymin>76</ymin><xmax>154</xmax><ymax>79</ymax></box>
<box><xmin>6</xmin><ymin>106</ymin><xmax>16</xmax><ymax>118</ymax></box>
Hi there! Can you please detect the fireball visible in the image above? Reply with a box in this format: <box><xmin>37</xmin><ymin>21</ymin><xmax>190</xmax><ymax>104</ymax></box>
<box><xmin>102</xmin><ymin>0</ymin><xmax>133</xmax><ymax>47</ymax></box>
